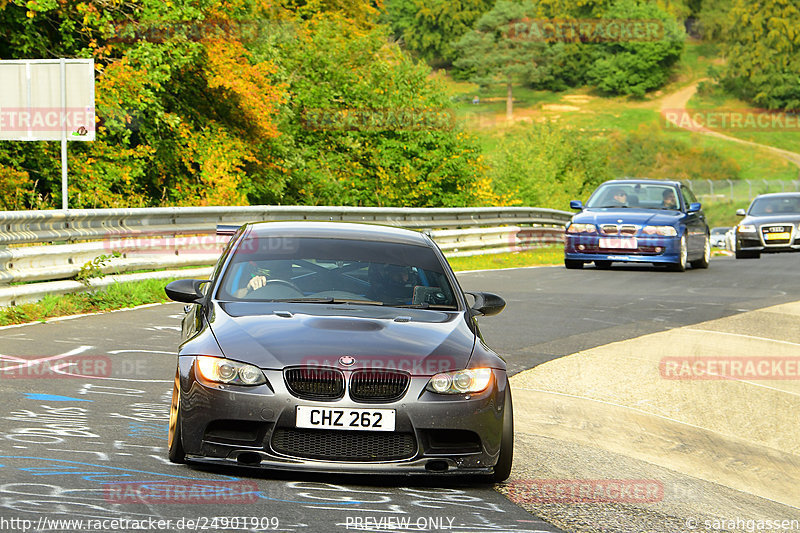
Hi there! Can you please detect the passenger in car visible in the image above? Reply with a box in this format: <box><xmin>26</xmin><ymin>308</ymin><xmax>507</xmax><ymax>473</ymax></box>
<box><xmin>367</xmin><ymin>264</ymin><xmax>416</xmax><ymax>304</ymax></box>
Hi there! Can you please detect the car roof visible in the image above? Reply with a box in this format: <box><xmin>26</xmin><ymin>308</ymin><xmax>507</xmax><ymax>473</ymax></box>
<box><xmin>751</xmin><ymin>192</ymin><xmax>800</xmax><ymax>199</ymax></box>
<box><xmin>600</xmin><ymin>179</ymin><xmax>683</xmax><ymax>187</ymax></box>
<box><xmin>243</xmin><ymin>221</ymin><xmax>431</xmax><ymax>246</ymax></box>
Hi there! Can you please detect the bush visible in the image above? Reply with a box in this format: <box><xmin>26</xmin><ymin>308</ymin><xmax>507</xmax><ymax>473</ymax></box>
<box><xmin>489</xmin><ymin>122</ymin><xmax>611</xmax><ymax>209</ymax></box>
<box><xmin>604</xmin><ymin>125</ymin><xmax>741</xmax><ymax>182</ymax></box>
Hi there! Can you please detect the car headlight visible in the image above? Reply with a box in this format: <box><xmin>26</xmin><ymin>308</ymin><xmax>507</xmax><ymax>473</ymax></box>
<box><xmin>427</xmin><ymin>368</ymin><xmax>492</xmax><ymax>394</ymax></box>
<box><xmin>642</xmin><ymin>226</ymin><xmax>678</xmax><ymax>236</ymax></box>
<box><xmin>566</xmin><ymin>223</ymin><xmax>597</xmax><ymax>234</ymax></box>
<box><xmin>196</xmin><ymin>356</ymin><xmax>266</xmax><ymax>386</ymax></box>
<box><xmin>737</xmin><ymin>224</ymin><xmax>756</xmax><ymax>233</ymax></box>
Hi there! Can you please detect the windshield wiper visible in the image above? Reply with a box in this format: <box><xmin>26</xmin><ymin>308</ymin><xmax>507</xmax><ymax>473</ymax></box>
<box><xmin>392</xmin><ymin>303</ymin><xmax>458</xmax><ymax>310</ymax></box>
<box><xmin>267</xmin><ymin>298</ymin><xmax>384</xmax><ymax>306</ymax></box>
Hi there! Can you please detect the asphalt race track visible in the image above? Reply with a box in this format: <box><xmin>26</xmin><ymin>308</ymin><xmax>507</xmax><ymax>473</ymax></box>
<box><xmin>1</xmin><ymin>253</ymin><xmax>799</xmax><ymax>533</ymax></box>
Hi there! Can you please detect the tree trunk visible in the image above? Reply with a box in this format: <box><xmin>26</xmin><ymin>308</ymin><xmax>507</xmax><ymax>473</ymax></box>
<box><xmin>506</xmin><ymin>81</ymin><xmax>513</xmax><ymax>121</ymax></box>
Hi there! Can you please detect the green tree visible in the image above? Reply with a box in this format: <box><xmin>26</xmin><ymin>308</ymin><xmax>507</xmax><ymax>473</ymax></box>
<box><xmin>695</xmin><ymin>0</ymin><xmax>733</xmax><ymax>41</ymax></box>
<box><xmin>252</xmin><ymin>13</ymin><xmax>497</xmax><ymax>207</ymax></box>
<box><xmin>453</xmin><ymin>0</ymin><xmax>547</xmax><ymax>119</ymax></box>
<box><xmin>0</xmin><ymin>0</ymin><xmax>287</xmax><ymax>208</ymax></box>
<box><xmin>586</xmin><ymin>0</ymin><xmax>685</xmax><ymax>97</ymax></box>
<box><xmin>718</xmin><ymin>0</ymin><xmax>800</xmax><ymax>111</ymax></box>
<box><xmin>382</xmin><ymin>0</ymin><xmax>493</xmax><ymax>66</ymax></box>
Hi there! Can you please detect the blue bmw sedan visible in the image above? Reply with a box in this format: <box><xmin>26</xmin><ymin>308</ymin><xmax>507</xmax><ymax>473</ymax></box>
<box><xmin>564</xmin><ymin>180</ymin><xmax>710</xmax><ymax>271</ymax></box>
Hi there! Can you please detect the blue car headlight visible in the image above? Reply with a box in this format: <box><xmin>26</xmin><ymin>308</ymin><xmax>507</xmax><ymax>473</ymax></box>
<box><xmin>567</xmin><ymin>223</ymin><xmax>597</xmax><ymax>234</ymax></box>
<box><xmin>642</xmin><ymin>226</ymin><xmax>678</xmax><ymax>236</ymax></box>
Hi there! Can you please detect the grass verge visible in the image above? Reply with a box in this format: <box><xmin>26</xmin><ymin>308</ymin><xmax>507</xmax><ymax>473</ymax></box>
<box><xmin>448</xmin><ymin>245</ymin><xmax>563</xmax><ymax>271</ymax></box>
<box><xmin>0</xmin><ymin>277</ymin><xmax>181</xmax><ymax>327</ymax></box>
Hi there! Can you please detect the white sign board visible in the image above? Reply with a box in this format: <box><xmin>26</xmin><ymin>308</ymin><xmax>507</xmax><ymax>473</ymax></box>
<box><xmin>0</xmin><ymin>59</ymin><xmax>95</xmax><ymax>141</ymax></box>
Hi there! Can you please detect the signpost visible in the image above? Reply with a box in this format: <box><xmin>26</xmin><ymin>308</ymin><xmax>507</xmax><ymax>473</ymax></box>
<box><xmin>0</xmin><ymin>58</ymin><xmax>95</xmax><ymax>210</ymax></box>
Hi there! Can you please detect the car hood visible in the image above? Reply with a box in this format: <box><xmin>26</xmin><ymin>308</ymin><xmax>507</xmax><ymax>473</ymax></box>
<box><xmin>207</xmin><ymin>301</ymin><xmax>476</xmax><ymax>374</ymax></box>
<box><xmin>572</xmin><ymin>208</ymin><xmax>683</xmax><ymax>227</ymax></box>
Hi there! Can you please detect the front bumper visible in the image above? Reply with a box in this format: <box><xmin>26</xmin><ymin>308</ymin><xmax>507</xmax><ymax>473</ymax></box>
<box><xmin>175</xmin><ymin>357</ymin><xmax>508</xmax><ymax>475</ymax></box>
<box><xmin>737</xmin><ymin>234</ymin><xmax>800</xmax><ymax>254</ymax></box>
<box><xmin>564</xmin><ymin>234</ymin><xmax>681</xmax><ymax>264</ymax></box>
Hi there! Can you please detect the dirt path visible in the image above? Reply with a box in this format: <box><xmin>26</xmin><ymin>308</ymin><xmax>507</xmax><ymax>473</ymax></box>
<box><xmin>658</xmin><ymin>81</ymin><xmax>800</xmax><ymax>169</ymax></box>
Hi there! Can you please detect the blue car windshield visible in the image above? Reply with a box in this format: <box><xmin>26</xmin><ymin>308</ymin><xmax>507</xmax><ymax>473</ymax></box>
<box><xmin>586</xmin><ymin>184</ymin><xmax>680</xmax><ymax>210</ymax></box>
<box><xmin>216</xmin><ymin>237</ymin><xmax>458</xmax><ymax>309</ymax></box>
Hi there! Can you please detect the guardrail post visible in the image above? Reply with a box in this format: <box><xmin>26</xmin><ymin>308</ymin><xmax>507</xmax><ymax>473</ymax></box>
<box><xmin>708</xmin><ymin>179</ymin><xmax>713</xmax><ymax>197</ymax></box>
<box><xmin>747</xmin><ymin>180</ymin><xmax>752</xmax><ymax>199</ymax></box>
<box><xmin>727</xmin><ymin>179</ymin><xmax>733</xmax><ymax>201</ymax></box>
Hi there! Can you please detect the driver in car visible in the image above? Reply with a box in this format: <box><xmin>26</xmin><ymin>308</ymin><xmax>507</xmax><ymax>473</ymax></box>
<box><xmin>236</xmin><ymin>262</ymin><xmax>293</xmax><ymax>297</ymax></box>
<box><xmin>662</xmin><ymin>189</ymin><xmax>678</xmax><ymax>209</ymax></box>
<box><xmin>608</xmin><ymin>188</ymin><xmax>628</xmax><ymax>206</ymax></box>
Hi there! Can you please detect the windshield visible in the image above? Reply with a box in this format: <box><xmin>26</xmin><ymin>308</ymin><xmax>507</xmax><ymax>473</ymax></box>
<box><xmin>216</xmin><ymin>236</ymin><xmax>458</xmax><ymax>309</ymax></box>
<box><xmin>749</xmin><ymin>196</ymin><xmax>800</xmax><ymax>216</ymax></box>
<box><xmin>586</xmin><ymin>183</ymin><xmax>681</xmax><ymax>210</ymax></box>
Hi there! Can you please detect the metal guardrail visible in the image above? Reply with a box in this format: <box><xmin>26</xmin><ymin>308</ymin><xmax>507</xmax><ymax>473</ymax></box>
<box><xmin>0</xmin><ymin>206</ymin><xmax>572</xmax><ymax>245</ymax></box>
<box><xmin>0</xmin><ymin>206</ymin><xmax>572</xmax><ymax>306</ymax></box>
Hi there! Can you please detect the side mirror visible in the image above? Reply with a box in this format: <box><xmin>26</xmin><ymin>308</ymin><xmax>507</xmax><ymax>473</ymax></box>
<box><xmin>465</xmin><ymin>291</ymin><xmax>506</xmax><ymax>316</ymax></box>
<box><xmin>688</xmin><ymin>202</ymin><xmax>702</xmax><ymax>213</ymax></box>
<box><xmin>569</xmin><ymin>200</ymin><xmax>583</xmax><ymax>210</ymax></box>
<box><xmin>736</xmin><ymin>208</ymin><xmax>746</xmax><ymax>216</ymax></box>
<box><xmin>165</xmin><ymin>279</ymin><xmax>209</xmax><ymax>304</ymax></box>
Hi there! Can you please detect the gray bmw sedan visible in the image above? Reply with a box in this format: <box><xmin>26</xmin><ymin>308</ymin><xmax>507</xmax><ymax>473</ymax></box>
<box><xmin>165</xmin><ymin>221</ymin><xmax>513</xmax><ymax>482</ymax></box>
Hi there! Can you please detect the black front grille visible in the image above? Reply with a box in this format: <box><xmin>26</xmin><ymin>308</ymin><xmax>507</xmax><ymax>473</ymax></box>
<box><xmin>350</xmin><ymin>370</ymin><xmax>410</xmax><ymax>402</ymax></box>
<box><xmin>285</xmin><ymin>367</ymin><xmax>344</xmax><ymax>400</ymax></box>
<box><xmin>271</xmin><ymin>428</ymin><xmax>416</xmax><ymax>461</ymax></box>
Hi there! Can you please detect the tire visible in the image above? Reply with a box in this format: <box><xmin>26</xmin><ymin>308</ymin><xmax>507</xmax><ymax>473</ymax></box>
<box><xmin>564</xmin><ymin>259</ymin><xmax>583</xmax><ymax>270</ymax></box>
<box><xmin>594</xmin><ymin>260</ymin><xmax>612</xmax><ymax>270</ymax></box>
<box><xmin>690</xmin><ymin>235</ymin><xmax>711</xmax><ymax>269</ymax></box>
<box><xmin>168</xmin><ymin>371</ymin><xmax>186</xmax><ymax>463</ymax></box>
<box><xmin>491</xmin><ymin>386</ymin><xmax>514</xmax><ymax>483</ymax></box>
<box><xmin>669</xmin><ymin>235</ymin><xmax>688</xmax><ymax>272</ymax></box>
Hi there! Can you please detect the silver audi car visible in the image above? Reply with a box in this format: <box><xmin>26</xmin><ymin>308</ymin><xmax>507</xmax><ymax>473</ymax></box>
<box><xmin>165</xmin><ymin>221</ymin><xmax>513</xmax><ymax>481</ymax></box>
